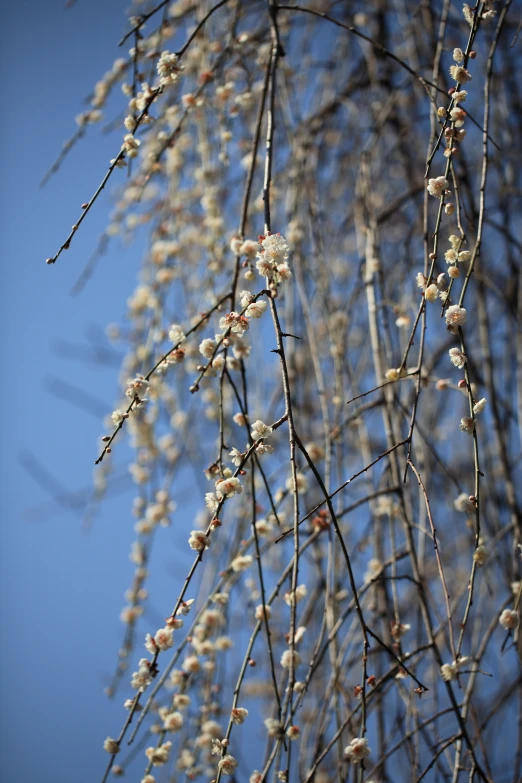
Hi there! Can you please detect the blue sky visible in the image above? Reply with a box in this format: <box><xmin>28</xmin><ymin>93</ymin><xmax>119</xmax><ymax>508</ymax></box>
<box><xmin>1</xmin><ymin>2</ymin><xmax>159</xmax><ymax>780</ymax></box>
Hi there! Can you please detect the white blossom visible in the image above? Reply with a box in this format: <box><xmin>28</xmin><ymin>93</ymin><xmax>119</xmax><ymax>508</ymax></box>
<box><xmin>103</xmin><ymin>737</ymin><xmax>120</xmax><ymax>754</ymax></box>
<box><xmin>449</xmin><ymin>65</ymin><xmax>472</xmax><ymax>83</ymax></box>
<box><xmin>157</xmin><ymin>51</ymin><xmax>183</xmax><ymax>86</ymax></box>
<box><xmin>344</xmin><ymin>737</ymin><xmax>370</xmax><ymax>764</ymax></box>
<box><xmin>454</xmin><ymin>493</ymin><xmax>475</xmax><ymax>515</ymax></box>
<box><xmin>473</xmin><ymin>545</ymin><xmax>488</xmax><ymax>565</ymax></box>
<box><xmin>163</xmin><ymin>711</ymin><xmax>184</xmax><ymax>732</ymax></box>
<box><xmin>499</xmin><ymin>609</ymin><xmax>519</xmax><ymax>631</ymax></box>
<box><xmin>459</xmin><ymin>416</ymin><xmax>475</xmax><ymax>435</ymax></box>
<box><xmin>281</xmin><ymin>649</ymin><xmax>301</xmax><ymax>669</ymax></box>
<box><xmin>256</xmin><ymin>233</ymin><xmax>291</xmax><ymax>283</ymax></box>
<box><xmin>453</xmin><ymin>48</ymin><xmax>464</xmax><ymax>63</ymax></box>
<box><xmin>449</xmin><ymin>347</ymin><xmax>466</xmax><ymax>368</ymax></box>
<box><xmin>146</xmin><ymin>741</ymin><xmax>172</xmax><ymax>766</ymax></box>
<box><xmin>425</xmin><ymin>284</ymin><xmax>438</xmax><ymax>302</ymax></box>
<box><xmin>231</xmin><ymin>554</ymin><xmax>253</xmax><ymax>572</ymax></box>
<box><xmin>216</xmin><ymin>476</ymin><xmax>243</xmax><ymax>497</ymax></box>
<box><xmin>188</xmin><ymin>530</ymin><xmax>209</xmax><ymax>552</ymax></box>
<box><xmin>427</xmin><ymin>176</ymin><xmax>448</xmax><ymax>198</ymax></box>
<box><xmin>199</xmin><ymin>338</ymin><xmax>216</xmax><ymax>358</ymax></box>
<box><xmin>168</xmin><ymin>324</ymin><xmax>186</xmax><ymax>344</ymax></box>
<box><xmin>473</xmin><ymin>398</ymin><xmax>487</xmax><ymax>414</ymax></box>
<box><xmin>245</xmin><ymin>300</ymin><xmax>267</xmax><ymax>319</ymax></box>
<box><xmin>231</xmin><ymin>707</ymin><xmax>248</xmax><ymax>724</ymax></box>
<box><xmin>251</xmin><ymin>419</ymin><xmax>272</xmax><ymax>441</ymax></box>
<box><xmin>445</xmin><ymin>305</ymin><xmax>467</xmax><ymax>328</ymax></box>
<box><xmin>217</xmin><ymin>755</ymin><xmax>238</xmax><ymax>776</ymax></box>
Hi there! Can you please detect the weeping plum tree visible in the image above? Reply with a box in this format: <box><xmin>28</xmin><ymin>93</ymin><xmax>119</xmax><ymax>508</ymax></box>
<box><xmin>45</xmin><ymin>1</ymin><xmax>522</xmax><ymax>781</ymax></box>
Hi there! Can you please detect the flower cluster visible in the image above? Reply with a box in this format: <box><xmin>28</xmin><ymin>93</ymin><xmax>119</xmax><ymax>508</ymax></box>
<box><xmin>255</xmin><ymin>233</ymin><xmax>291</xmax><ymax>283</ymax></box>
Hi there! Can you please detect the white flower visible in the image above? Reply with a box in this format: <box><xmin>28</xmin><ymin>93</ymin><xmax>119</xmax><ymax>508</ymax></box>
<box><xmin>287</xmin><ymin>725</ymin><xmax>301</xmax><ymax>740</ymax></box>
<box><xmin>240</xmin><ymin>239</ymin><xmax>258</xmax><ymax>257</ymax></box>
<box><xmin>103</xmin><ymin>737</ymin><xmax>120</xmax><ymax>754</ymax></box>
<box><xmin>255</xmin><ymin>518</ymin><xmax>273</xmax><ymax>536</ymax></box>
<box><xmin>425</xmin><ymin>284</ymin><xmax>438</xmax><ymax>302</ymax></box>
<box><xmin>177</xmin><ymin>598</ymin><xmax>195</xmax><ymax>616</ymax></box>
<box><xmin>499</xmin><ymin>609</ymin><xmax>519</xmax><ymax>630</ymax></box>
<box><xmin>131</xmin><ymin>660</ymin><xmax>153</xmax><ymax>691</ymax></box>
<box><xmin>230</xmin><ymin>237</ymin><xmax>242</xmax><ymax>254</ymax></box>
<box><xmin>251</xmin><ymin>419</ymin><xmax>273</xmax><ymax>441</ymax></box>
<box><xmin>154</xmin><ymin>627</ymin><xmax>174</xmax><ymax>651</ymax></box>
<box><xmin>445</xmin><ymin>304</ymin><xmax>467</xmax><ymax>327</ymax></box>
<box><xmin>449</xmin><ymin>347</ymin><xmax>466</xmax><ymax>368</ymax></box>
<box><xmin>188</xmin><ymin>530</ymin><xmax>209</xmax><ymax>552</ymax></box>
<box><xmin>473</xmin><ymin>545</ymin><xmax>488</xmax><ymax>565</ymax></box>
<box><xmin>255</xmin><ymin>604</ymin><xmax>272</xmax><ymax>620</ymax></box>
<box><xmin>440</xmin><ymin>662</ymin><xmax>458</xmax><ymax>681</ymax></box>
<box><xmin>458</xmin><ymin>250</ymin><xmax>471</xmax><ymax>262</ymax></box>
<box><xmin>264</xmin><ymin>718</ymin><xmax>283</xmax><ymax>737</ymax></box>
<box><xmin>157</xmin><ymin>51</ymin><xmax>183</xmax><ymax>86</ymax></box>
<box><xmin>441</xmin><ymin>657</ymin><xmax>469</xmax><ymax>682</ymax></box>
<box><xmin>245</xmin><ymin>300</ymin><xmax>267</xmax><ymax>319</ymax></box>
<box><xmin>231</xmin><ymin>554</ymin><xmax>253</xmax><ymax>572</ymax></box>
<box><xmin>459</xmin><ymin>416</ymin><xmax>475</xmax><ymax>435</ymax></box>
<box><xmin>219</xmin><ymin>311</ymin><xmax>249</xmax><ymax>336</ymax></box>
<box><xmin>199</xmin><ymin>338</ymin><xmax>216</xmax><ymax>358</ymax></box>
<box><xmin>344</xmin><ymin>737</ymin><xmax>370</xmax><ymax>763</ymax></box>
<box><xmin>231</xmin><ymin>707</ymin><xmax>248</xmax><ymax>724</ymax></box>
<box><xmin>216</xmin><ymin>476</ymin><xmax>243</xmax><ymax>497</ymax></box>
<box><xmin>163</xmin><ymin>711</ymin><xmax>183</xmax><ymax>732</ymax></box>
<box><xmin>229</xmin><ymin>447</ymin><xmax>243</xmax><ymax>466</ymax></box>
<box><xmin>450</xmin><ymin>107</ymin><xmax>466</xmax><ymax>127</ymax></box>
<box><xmin>205</xmin><ymin>493</ymin><xmax>220</xmax><ymax>512</ymax></box>
<box><xmin>427</xmin><ymin>176</ymin><xmax>448</xmax><ymax>198</ymax></box>
<box><xmin>239</xmin><ymin>290</ymin><xmax>255</xmax><ymax>308</ymax></box>
<box><xmin>453</xmin><ymin>90</ymin><xmax>468</xmax><ymax>103</ymax></box>
<box><xmin>385</xmin><ymin>368</ymin><xmax>400</xmax><ymax>381</ymax></box>
<box><xmin>454</xmin><ymin>493</ymin><xmax>475</xmax><ymax>515</ymax></box>
<box><xmin>218</xmin><ymin>755</ymin><xmax>238</xmax><ymax>776</ymax></box>
<box><xmin>121</xmin><ymin>134</ymin><xmax>140</xmax><ymax>159</ymax></box>
<box><xmin>284</xmin><ymin>584</ymin><xmax>307</xmax><ymax>605</ymax></box>
<box><xmin>281</xmin><ymin>649</ymin><xmax>301</xmax><ymax>669</ymax></box>
<box><xmin>259</xmin><ymin>232</ymin><xmax>289</xmax><ymax>265</ymax></box>
<box><xmin>182</xmin><ymin>655</ymin><xmax>200</xmax><ymax>673</ymax></box>
<box><xmin>126</xmin><ymin>375</ymin><xmax>149</xmax><ymax>400</ymax></box>
<box><xmin>449</xmin><ymin>65</ymin><xmax>472</xmax><ymax>83</ymax></box>
<box><xmin>146</xmin><ymin>741</ymin><xmax>172</xmax><ymax>766</ymax></box>
<box><xmin>256</xmin><ymin>233</ymin><xmax>291</xmax><ymax>283</ymax></box>
<box><xmin>169</xmin><ymin>323</ymin><xmax>186</xmax><ymax>344</ymax></box>
<box><xmin>473</xmin><ymin>398</ymin><xmax>487</xmax><ymax>414</ymax></box>
<box><xmin>453</xmin><ymin>48</ymin><xmax>464</xmax><ymax>63</ymax></box>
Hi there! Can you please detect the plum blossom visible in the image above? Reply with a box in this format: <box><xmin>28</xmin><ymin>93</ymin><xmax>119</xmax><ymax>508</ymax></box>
<box><xmin>499</xmin><ymin>609</ymin><xmax>519</xmax><ymax>630</ymax></box>
<box><xmin>217</xmin><ymin>755</ymin><xmax>238</xmax><ymax>775</ymax></box>
<box><xmin>188</xmin><ymin>530</ymin><xmax>209</xmax><ymax>552</ymax></box>
<box><xmin>427</xmin><ymin>176</ymin><xmax>448</xmax><ymax>197</ymax></box>
<box><xmin>251</xmin><ymin>420</ymin><xmax>272</xmax><ymax>441</ymax></box>
<box><xmin>344</xmin><ymin>737</ymin><xmax>370</xmax><ymax>763</ymax></box>
<box><xmin>450</xmin><ymin>65</ymin><xmax>472</xmax><ymax>83</ymax></box>
<box><xmin>145</xmin><ymin>741</ymin><xmax>172</xmax><ymax>766</ymax></box>
<box><xmin>449</xmin><ymin>347</ymin><xmax>466</xmax><ymax>368</ymax></box>
<box><xmin>216</xmin><ymin>476</ymin><xmax>243</xmax><ymax>497</ymax></box>
<box><xmin>445</xmin><ymin>305</ymin><xmax>467</xmax><ymax>328</ymax></box>
<box><xmin>256</xmin><ymin>233</ymin><xmax>291</xmax><ymax>284</ymax></box>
